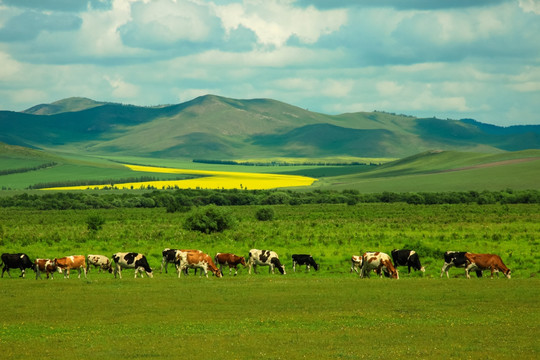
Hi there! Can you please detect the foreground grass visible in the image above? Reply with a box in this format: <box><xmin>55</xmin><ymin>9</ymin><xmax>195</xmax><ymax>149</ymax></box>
<box><xmin>0</xmin><ymin>276</ymin><xmax>537</xmax><ymax>359</ymax></box>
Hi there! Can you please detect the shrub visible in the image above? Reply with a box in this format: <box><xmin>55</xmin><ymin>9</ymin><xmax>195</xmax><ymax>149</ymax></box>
<box><xmin>255</xmin><ymin>207</ymin><xmax>275</xmax><ymax>221</ymax></box>
<box><xmin>86</xmin><ymin>214</ymin><xmax>105</xmax><ymax>232</ymax></box>
<box><xmin>184</xmin><ymin>205</ymin><xmax>236</xmax><ymax>233</ymax></box>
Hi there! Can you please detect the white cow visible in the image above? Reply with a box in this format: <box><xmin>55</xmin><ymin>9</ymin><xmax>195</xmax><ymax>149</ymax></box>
<box><xmin>87</xmin><ymin>254</ymin><xmax>113</xmax><ymax>273</ymax></box>
<box><xmin>247</xmin><ymin>249</ymin><xmax>286</xmax><ymax>275</ymax></box>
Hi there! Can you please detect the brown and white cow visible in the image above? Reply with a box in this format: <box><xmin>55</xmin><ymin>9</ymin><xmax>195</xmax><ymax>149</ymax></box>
<box><xmin>176</xmin><ymin>251</ymin><xmax>222</xmax><ymax>278</ymax></box>
<box><xmin>360</xmin><ymin>252</ymin><xmax>399</xmax><ymax>279</ymax></box>
<box><xmin>214</xmin><ymin>253</ymin><xmax>247</xmax><ymax>276</ymax></box>
<box><xmin>350</xmin><ymin>255</ymin><xmax>363</xmax><ymax>274</ymax></box>
<box><xmin>54</xmin><ymin>255</ymin><xmax>87</xmax><ymax>279</ymax></box>
<box><xmin>86</xmin><ymin>254</ymin><xmax>113</xmax><ymax>274</ymax></box>
<box><xmin>35</xmin><ymin>258</ymin><xmax>58</xmax><ymax>280</ymax></box>
<box><xmin>465</xmin><ymin>253</ymin><xmax>511</xmax><ymax>279</ymax></box>
<box><xmin>112</xmin><ymin>252</ymin><xmax>153</xmax><ymax>279</ymax></box>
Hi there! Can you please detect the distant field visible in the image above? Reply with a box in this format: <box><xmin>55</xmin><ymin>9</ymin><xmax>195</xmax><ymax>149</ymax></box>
<box><xmin>1</xmin><ymin>147</ymin><xmax>539</xmax><ymax>192</ymax></box>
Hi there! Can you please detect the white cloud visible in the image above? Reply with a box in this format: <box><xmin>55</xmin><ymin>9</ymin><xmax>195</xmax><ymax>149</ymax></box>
<box><xmin>215</xmin><ymin>0</ymin><xmax>347</xmax><ymax>47</ymax></box>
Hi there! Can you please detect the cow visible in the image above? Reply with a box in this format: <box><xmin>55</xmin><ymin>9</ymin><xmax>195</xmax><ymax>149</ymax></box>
<box><xmin>350</xmin><ymin>255</ymin><xmax>363</xmax><ymax>273</ymax></box>
<box><xmin>391</xmin><ymin>249</ymin><xmax>425</xmax><ymax>274</ymax></box>
<box><xmin>292</xmin><ymin>254</ymin><xmax>319</xmax><ymax>272</ymax></box>
<box><xmin>112</xmin><ymin>252</ymin><xmax>153</xmax><ymax>279</ymax></box>
<box><xmin>54</xmin><ymin>255</ymin><xmax>87</xmax><ymax>279</ymax></box>
<box><xmin>86</xmin><ymin>254</ymin><xmax>113</xmax><ymax>274</ymax></box>
<box><xmin>465</xmin><ymin>253</ymin><xmax>511</xmax><ymax>279</ymax></box>
<box><xmin>214</xmin><ymin>253</ymin><xmax>247</xmax><ymax>276</ymax></box>
<box><xmin>176</xmin><ymin>251</ymin><xmax>222</xmax><ymax>278</ymax></box>
<box><xmin>247</xmin><ymin>249</ymin><xmax>286</xmax><ymax>275</ymax></box>
<box><xmin>440</xmin><ymin>251</ymin><xmax>482</xmax><ymax>278</ymax></box>
<box><xmin>35</xmin><ymin>258</ymin><xmax>57</xmax><ymax>280</ymax></box>
<box><xmin>1</xmin><ymin>253</ymin><xmax>34</xmax><ymax>278</ymax></box>
<box><xmin>360</xmin><ymin>252</ymin><xmax>399</xmax><ymax>279</ymax></box>
<box><xmin>161</xmin><ymin>248</ymin><xmax>181</xmax><ymax>274</ymax></box>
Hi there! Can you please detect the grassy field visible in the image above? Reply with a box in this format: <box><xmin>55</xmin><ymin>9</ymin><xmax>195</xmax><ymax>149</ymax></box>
<box><xmin>0</xmin><ymin>276</ymin><xmax>538</xmax><ymax>359</ymax></box>
<box><xmin>0</xmin><ymin>203</ymin><xmax>539</xmax><ymax>358</ymax></box>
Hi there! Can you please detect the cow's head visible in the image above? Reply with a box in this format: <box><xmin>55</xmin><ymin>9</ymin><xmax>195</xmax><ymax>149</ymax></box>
<box><xmin>214</xmin><ymin>268</ymin><xmax>223</xmax><ymax>278</ymax></box>
<box><xmin>271</xmin><ymin>257</ymin><xmax>286</xmax><ymax>275</ymax></box>
<box><xmin>146</xmin><ymin>270</ymin><xmax>154</xmax><ymax>278</ymax></box>
<box><xmin>504</xmin><ymin>269</ymin><xmax>511</xmax><ymax>279</ymax></box>
<box><xmin>239</xmin><ymin>257</ymin><xmax>247</xmax><ymax>267</ymax></box>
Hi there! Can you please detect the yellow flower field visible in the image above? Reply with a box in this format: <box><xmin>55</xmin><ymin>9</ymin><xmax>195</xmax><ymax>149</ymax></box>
<box><xmin>42</xmin><ymin>164</ymin><xmax>317</xmax><ymax>190</ymax></box>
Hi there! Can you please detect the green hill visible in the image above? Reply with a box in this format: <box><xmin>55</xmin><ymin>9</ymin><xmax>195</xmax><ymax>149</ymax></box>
<box><xmin>0</xmin><ymin>94</ymin><xmax>538</xmax><ymax>160</ymax></box>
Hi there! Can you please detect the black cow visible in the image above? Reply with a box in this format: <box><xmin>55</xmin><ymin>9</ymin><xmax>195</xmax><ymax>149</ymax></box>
<box><xmin>440</xmin><ymin>251</ymin><xmax>482</xmax><ymax>278</ymax></box>
<box><xmin>160</xmin><ymin>248</ymin><xmax>180</xmax><ymax>273</ymax></box>
<box><xmin>391</xmin><ymin>249</ymin><xmax>425</xmax><ymax>274</ymax></box>
<box><xmin>292</xmin><ymin>254</ymin><xmax>319</xmax><ymax>272</ymax></box>
<box><xmin>112</xmin><ymin>252</ymin><xmax>153</xmax><ymax>279</ymax></box>
<box><xmin>1</xmin><ymin>253</ymin><xmax>34</xmax><ymax>278</ymax></box>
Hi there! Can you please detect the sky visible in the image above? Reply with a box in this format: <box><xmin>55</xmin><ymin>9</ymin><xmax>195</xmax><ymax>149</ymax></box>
<box><xmin>0</xmin><ymin>0</ymin><xmax>539</xmax><ymax>126</ymax></box>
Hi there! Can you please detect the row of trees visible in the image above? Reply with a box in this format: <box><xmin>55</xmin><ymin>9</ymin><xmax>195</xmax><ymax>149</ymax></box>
<box><xmin>0</xmin><ymin>189</ymin><xmax>538</xmax><ymax>210</ymax></box>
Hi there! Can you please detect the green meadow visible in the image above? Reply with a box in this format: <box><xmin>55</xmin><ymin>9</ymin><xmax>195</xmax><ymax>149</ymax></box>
<box><xmin>0</xmin><ymin>202</ymin><xmax>539</xmax><ymax>359</ymax></box>
<box><xmin>0</xmin><ymin>277</ymin><xmax>538</xmax><ymax>359</ymax></box>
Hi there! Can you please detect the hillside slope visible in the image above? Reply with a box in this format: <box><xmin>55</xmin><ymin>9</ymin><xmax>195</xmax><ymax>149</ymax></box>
<box><xmin>0</xmin><ymin>95</ymin><xmax>538</xmax><ymax>159</ymax></box>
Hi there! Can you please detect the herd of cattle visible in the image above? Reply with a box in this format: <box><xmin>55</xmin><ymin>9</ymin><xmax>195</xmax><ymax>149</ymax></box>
<box><xmin>0</xmin><ymin>248</ymin><xmax>511</xmax><ymax>280</ymax></box>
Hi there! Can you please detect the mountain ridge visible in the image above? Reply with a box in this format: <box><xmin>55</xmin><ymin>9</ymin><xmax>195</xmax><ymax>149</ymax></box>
<box><xmin>1</xmin><ymin>94</ymin><xmax>539</xmax><ymax>159</ymax></box>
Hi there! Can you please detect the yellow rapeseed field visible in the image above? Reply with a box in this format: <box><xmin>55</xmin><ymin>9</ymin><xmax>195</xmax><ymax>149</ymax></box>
<box><xmin>42</xmin><ymin>164</ymin><xmax>317</xmax><ymax>190</ymax></box>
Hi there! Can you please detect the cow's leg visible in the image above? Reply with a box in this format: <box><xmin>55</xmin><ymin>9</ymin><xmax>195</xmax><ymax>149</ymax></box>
<box><xmin>20</xmin><ymin>268</ymin><xmax>25</xmax><ymax>278</ymax></box>
<box><xmin>293</xmin><ymin>261</ymin><xmax>296</xmax><ymax>273</ymax></box>
<box><xmin>35</xmin><ymin>267</ymin><xmax>41</xmax><ymax>280</ymax></box>
<box><xmin>441</xmin><ymin>264</ymin><xmax>451</xmax><ymax>278</ymax></box>
<box><xmin>307</xmin><ymin>264</ymin><xmax>310</xmax><ymax>272</ymax></box>
<box><xmin>465</xmin><ymin>264</ymin><xmax>473</xmax><ymax>279</ymax></box>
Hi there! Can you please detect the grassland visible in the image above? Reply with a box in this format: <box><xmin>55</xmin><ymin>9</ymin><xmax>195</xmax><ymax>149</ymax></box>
<box><xmin>0</xmin><ymin>203</ymin><xmax>538</xmax><ymax>358</ymax></box>
<box><xmin>1</xmin><ymin>148</ymin><xmax>539</xmax><ymax>192</ymax></box>
<box><xmin>0</xmin><ymin>277</ymin><xmax>537</xmax><ymax>359</ymax></box>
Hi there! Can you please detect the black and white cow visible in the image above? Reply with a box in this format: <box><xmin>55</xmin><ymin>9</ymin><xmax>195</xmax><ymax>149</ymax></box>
<box><xmin>391</xmin><ymin>249</ymin><xmax>425</xmax><ymax>274</ymax></box>
<box><xmin>1</xmin><ymin>253</ymin><xmax>34</xmax><ymax>278</ymax></box>
<box><xmin>160</xmin><ymin>248</ymin><xmax>181</xmax><ymax>273</ymax></box>
<box><xmin>292</xmin><ymin>254</ymin><xmax>319</xmax><ymax>272</ymax></box>
<box><xmin>112</xmin><ymin>252</ymin><xmax>154</xmax><ymax>279</ymax></box>
<box><xmin>248</xmin><ymin>249</ymin><xmax>286</xmax><ymax>275</ymax></box>
<box><xmin>440</xmin><ymin>251</ymin><xmax>482</xmax><ymax>278</ymax></box>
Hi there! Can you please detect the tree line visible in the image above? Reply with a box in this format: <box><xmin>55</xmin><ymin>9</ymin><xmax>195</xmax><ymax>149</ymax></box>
<box><xmin>0</xmin><ymin>188</ymin><xmax>538</xmax><ymax>210</ymax></box>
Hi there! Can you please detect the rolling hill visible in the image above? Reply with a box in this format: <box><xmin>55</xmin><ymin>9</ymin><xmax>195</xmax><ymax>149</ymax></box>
<box><xmin>0</xmin><ymin>95</ymin><xmax>538</xmax><ymax>159</ymax></box>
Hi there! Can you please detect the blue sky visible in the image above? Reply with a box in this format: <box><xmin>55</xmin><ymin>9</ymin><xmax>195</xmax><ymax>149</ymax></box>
<box><xmin>0</xmin><ymin>0</ymin><xmax>538</xmax><ymax>126</ymax></box>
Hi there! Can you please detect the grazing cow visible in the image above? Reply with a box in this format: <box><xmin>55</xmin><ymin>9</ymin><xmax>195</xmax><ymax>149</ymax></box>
<box><xmin>440</xmin><ymin>251</ymin><xmax>482</xmax><ymax>278</ymax></box>
<box><xmin>248</xmin><ymin>249</ymin><xmax>286</xmax><ymax>275</ymax></box>
<box><xmin>54</xmin><ymin>255</ymin><xmax>87</xmax><ymax>279</ymax></box>
<box><xmin>86</xmin><ymin>254</ymin><xmax>113</xmax><ymax>274</ymax></box>
<box><xmin>35</xmin><ymin>258</ymin><xmax>58</xmax><ymax>280</ymax></box>
<box><xmin>112</xmin><ymin>252</ymin><xmax>153</xmax><ymax>279</ymax></box>
<box><xmin>292</xmin><ymin>254</ymin><xmax>319</xmax><ymax>272</ymax></box>
<box><xmin>360</xmin><ymin>252</ymin><xmax>399</xmax><ymax>279</ymax></box>
<box><xmin>350</xmin><ymin>255</ymin><xmax>363</xmax><ymax>273</ymax></box>
<box><xmin>176</xmin><ymin>251</ymin><xmax>222</xmax><ymax>278</ymax></box>
<box><xmin>214</xmin><ymin>253</ymin><xmax>247</xmax><ymax>276</ymax></box>
<box><xmin>1</xmin><ymin>253</ymin><xmax>34</xmax><ymax>278</ymax></box>
<box><xmin>161</xmin><ymin>248</ymin><xmax>181</xmax><ymax>273</ymax></box>
<box><xmin>465</xmin><ymin>253</ymin><xmax>511</xmax><ymax>279</ymax></box>
<box><xmin>391</xmin><ymin>249</ymin><xmax>425</xmax><ymax>274</ymax></box>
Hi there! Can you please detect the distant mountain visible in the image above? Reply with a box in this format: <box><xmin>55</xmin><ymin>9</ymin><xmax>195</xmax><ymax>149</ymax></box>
<box><xmin>1</xmin><ymin>94</ymin><xmax>538</xmax><ymax>159</ymax></box>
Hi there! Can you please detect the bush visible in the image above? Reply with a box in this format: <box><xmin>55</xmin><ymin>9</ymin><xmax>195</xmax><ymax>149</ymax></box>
<box><xmin>86</xmin><ymin>214</ymin><xmax>105</xmax><ymax>232</ymax></box>
<box><xmin>184</xmin><ymin>205</ymin><xmax>236</xmax><ymax>233</ymax></box>
<box><xmin>255</xmin><ymin>207</ymin><xmax>275</xmax><ymax>221</ymax></box>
